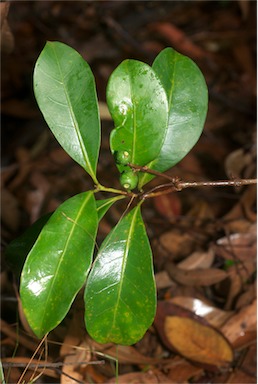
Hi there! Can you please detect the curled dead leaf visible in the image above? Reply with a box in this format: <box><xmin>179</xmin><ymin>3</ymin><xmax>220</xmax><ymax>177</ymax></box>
<box><xmin>165</xmin><ymin>261</ymin><xmax>227</xmax><ymax>286</ymax></box>
<box><xmin>215</xmin><ymin>224</ymin><xmax>257</xmax><ymax>261</ymax></box>
<box><xmin>177</xmin><ymin>249</ymin><xmax>215</xmax><ymax>270</ymax></box>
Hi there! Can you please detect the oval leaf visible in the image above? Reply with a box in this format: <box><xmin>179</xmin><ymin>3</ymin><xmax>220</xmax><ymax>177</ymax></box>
<box><xmin>84</xmin><ymin>204</ymin><xmax>156</xmax><ymax>345</ymax></box>
<box><xmin>164</xmin><ymin>316</ymin><xmax>233</xmax><ymax>366</ymax></box>
<box><xmin>138</xmin><ymin>47</ymin><xmax>208</xmax><ymax>188</ymax></box>
<box><xmin>20</xmin><ymin>191</ymin><xmax>98</xmax><ymax>338</ymax></box>
<box><xmin>107</xmin><ymin>59</ymin><xmax>168</xmax><ymax>171</ymax></box>
<box><xmin>34</xmin><ymin>41</ymin><xmax>100</xmax><ymax>183</ymax></box>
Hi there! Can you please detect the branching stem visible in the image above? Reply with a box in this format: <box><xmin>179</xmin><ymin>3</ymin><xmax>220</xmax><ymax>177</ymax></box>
<box><xmin>95</xmin><ymin>164</ymin><xmax>256</xmax><ymax>200</ymax></box>
<box><xmin>128</xmin><ymin>163</ymin><xmax>257</xmax><ymax>199</ymax></box>
<box><xmin>142</xmin><ymin>178</ymin><xmax>257</xmax><ymax>199</ymax></box>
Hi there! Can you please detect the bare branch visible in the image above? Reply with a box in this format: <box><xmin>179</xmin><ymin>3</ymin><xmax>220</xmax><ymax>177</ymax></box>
<box><xmin>127</xmin><ymin>163</ymin><xmax>257</xmax><ymax>199</ymax></box>
<box><xmin>142</xmin><ymin>178</ymin><xmax>256</xmax><ymax>199</ymax></box>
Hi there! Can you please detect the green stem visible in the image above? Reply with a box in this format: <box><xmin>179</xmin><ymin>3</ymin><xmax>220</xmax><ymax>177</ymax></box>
<box><xmin>94</xmin><ymin>183</ymin><xmax>137</xmax><ymax>198</ymax></box>
<box><xmin>91</xmin><ymin>174</ymin><xmax>100</xmax><ymax>186</ymax></box>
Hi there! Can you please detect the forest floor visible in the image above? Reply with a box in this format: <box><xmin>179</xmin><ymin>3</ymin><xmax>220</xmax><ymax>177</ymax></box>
<box><xmin>1</xmin><ymin>1</ymin><xmax>256</xmax><ymax>383</ymax></box>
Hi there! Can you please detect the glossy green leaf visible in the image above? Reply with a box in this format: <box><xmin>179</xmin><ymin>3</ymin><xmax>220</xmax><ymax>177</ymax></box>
<box><xmin>84</xmin><ymin>204</ymin><xmax>156</xmax><ymax>345</ymax></box>
<box><xmin>96</xmin><ymin>196</ymin><xmax>125</xmax><ymax>221</ymax></box>
<box><xmin>138</xmin><ymin>47</ymin><xmax>208</xmax><ymax>188</ymax></box>
<box><xmin>20</xmin><ymin>192</ymin><xmax>98</xmax><ymax>338</ymax></box>
<box><xmin>5</xmin><ymin>213</ymin><xmax>52</xmax><ymax>277</ymax></box>
<box><xmin>34</xmin><ymin>41</ymin><xmax>100</xmax><ymax>183</ymax></box>
<box><xmin>107</xmin><ymin>59</ymin><xmax>168</xmax><ymax>173</ymax></box>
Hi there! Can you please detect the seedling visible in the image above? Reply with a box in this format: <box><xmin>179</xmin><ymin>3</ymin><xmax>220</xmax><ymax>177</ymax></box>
<box><xmin>6</xmin><ymin>42</ymin><xmax>255</xmax><ymax>345</ymax></box>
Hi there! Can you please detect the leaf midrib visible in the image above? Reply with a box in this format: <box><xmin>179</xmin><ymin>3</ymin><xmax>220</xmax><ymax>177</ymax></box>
<box><xmin>51</xmin><ymin>44</ymin><xmax>96</xmax><ymax>180</ymax></box>
<box><xmin>108</xmin><ymin>207</ymin><xmax>139</xmax><ymax>336</ymax></box>
<box><xmin>139</xmin><ymin>56</ymin><xmax>178</xmax><ymax>186</ymax></box>
<box><xmin>38</xmin><ymin>193</ymin><xmax>92</xmax><ymax>334</ymax></box>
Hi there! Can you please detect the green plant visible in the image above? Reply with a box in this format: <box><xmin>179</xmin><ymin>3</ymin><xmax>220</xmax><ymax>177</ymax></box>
<box><xmin>7</xmin><ymin>41</ymin><xmax>209</xmax><ymax>344</ymax></box>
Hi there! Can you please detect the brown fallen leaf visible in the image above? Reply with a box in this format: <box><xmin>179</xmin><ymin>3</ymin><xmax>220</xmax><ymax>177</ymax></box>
<box><xmin>222</xmin><ymin>218</ymin><xmax>253</xmax><ymax>235</ymax></box>
<box><xmin>60</xmin><ymin>323</ymin><xmax>91</xmax><ymax>384</ymax></box>
<box><xmin>157</xmin><ymin>230</ymin><xmax>196</xmax><ymax>260</ymax></box>
<box><xmin>108</xmin><ymin>370</ymin><xmax>172</xmax><ymax>384</ymax></box>
<box><xmin>155</xmin><ymin>270</ymin><xmax>175</xmax><ymax>290</ymax></box>
<box><xmin>82</xmin><ymin>363</ymin><xmax>108</xmax><ymax>383</ymax></box>
<box><xmin>59</xmin><ymin>299</ymin><xmax>106</xmax><ymax>384</ymax></box>
<box><xmin>215</xmin><ymin>224</ymin><xmax>257</xmax><ymax>262</ymax></box>
<box><xmin>226</xmin><ymin>342</ymin><xmax>256</xmax><ymax>382</ymax></box>
<box><xmin>154</xmin><ymin>301</ymin><xmax>233</xmax><ymax>369</ymax></box>
<box><xmin>164</xmin><ymin>316</ymin><xmax>233</xmax><ymax>367</ymax></box>
<box><xmin>223</xmin><ymin>186</ymin><xmax>257</xmax><ymax>230</ymax></box>
<box><xmin>235</xmin><ymin>281</ymin><xmax>256</xmax><ymax>310</ymax></box>
<box><xmin>177</xmin><ymin>249</ymin><xmax>215</xmax><ymax>270</ymax></box>
<box><xmin>227</xmin><ymin>368</ymin><xmax>256</xmax><ymax>384</ymax></box>
<box><xmin>165</xmin><ymin>261</ymin><xmax>227</xmax><ymax>286</ymax></box>
<box><xmin>166</xmin><ymin>355</ymin><xmax>203</xmax><ymax>383</ymax></box>
<box><xmin>221</xmin><ymin>299</ymin><xmax>257</xmax><ymax>346</ymax></box>
<box><xmin>224</xmin><ymin>259</ymin><xmax>256</xmax><ymax>310</ymax></box>
<box><xmin>95</xmin><ymin>344</ymin><xmax>161</xmax><ymax>366</ymax></box>
<box><xmin>61</xmin><ymin>353</ymin><xmax>85</xmax><ymax>384</ymax></box>
<box><xmin>171</xmin><ymin>296</ymin><xmax>233</xmax><ymax>328</ymax></box>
